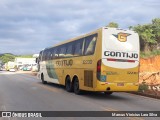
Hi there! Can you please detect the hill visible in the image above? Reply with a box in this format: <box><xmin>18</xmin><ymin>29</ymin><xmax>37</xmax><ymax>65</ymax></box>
<box><xmin>0</xmin><ymin>53</ymin><xmax>33</xmax><ymax>63</ymax></box>
<box><xmin>0</xmin><ymin>53</ymin><xmax>16</xmax><ymax>63</ymax></box>
<box><xmin>0</xmin><ymin>53</ymin><xmax>15</xmax><ymax>56</ymax></box>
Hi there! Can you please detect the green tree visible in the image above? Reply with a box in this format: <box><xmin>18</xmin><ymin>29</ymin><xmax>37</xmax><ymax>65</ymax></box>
<box><xmin>131</xmin><ymin>18</ymin><xmax>160</xmax><ymax>52</ymax></box>
<box><xmin>0</xmin><ymin>54</ymin><xmax>16</xmax><ymax>63</ymax></box>
<box><xmin>106</xmin><ymin>22</ymin><xmax>119</xmax><ymax>28</ymax></box>
<box><xmin>152</xmin><ymin>18</ymin><xmax>160</xmax><ymax>44</ymax></box>
<box><xmin>133</xmin><ymin>24</ymin><xmax>156</xmax><ymax>52</ymax></box>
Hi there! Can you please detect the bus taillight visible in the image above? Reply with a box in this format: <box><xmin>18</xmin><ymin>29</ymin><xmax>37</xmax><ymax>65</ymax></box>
<box><xmin>97</xmin><ymin>59</ymin><xmax>101</xmax><ymax>80</ymax></box>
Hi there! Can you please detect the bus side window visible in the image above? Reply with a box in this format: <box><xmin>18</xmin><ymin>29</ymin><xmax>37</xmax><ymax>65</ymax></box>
<box><xmin>59</xmin><ymin>45</ymin><xmax>66</xmax><ymax>58</ymax></box>
<box><xmin>84</xmin><ymin>34</ymin><xmax>97</xmax><ymax>55</ymax></box>
<box><xmin>52</xmin><ymin>48</ymin><xmax>59</xmax><ymax>59</ymax></box>
<box><xmin>42</xmin><ymin>50</ymin><xmax>47</xmax><ymax>61</ymax></box>
<box><xmin>74</xmin><ymin>39</ymin><xmax>83</xmax><ymax>56</ymax></box>
<box><xmin>46</xmin><ymin>49</ymin><xmax>51</xmax><ymax>60</ymax></box>
<box><xmin>45</xmin><ymin>51</ymin><xmax>48</xmax><ymax>60</ymax></box>
<box><xmin>66</xmin><ymin>43</ymin><xmax>73</xmax><ymax>57</ymax></box>
<box><xmin>50</xmin><ymin>48</ymin><xmax>54</xmax><ymax>59</ymax></box>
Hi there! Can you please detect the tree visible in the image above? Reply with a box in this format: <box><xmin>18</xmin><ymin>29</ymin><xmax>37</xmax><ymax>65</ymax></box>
<box><xmin>131</xmin><ymin>18</ymin><xmax>160</xmax><ymax>52</ymax></box>
<box><xmin>106</xmin><ymin>22</ymin><xmax>119</xmax><ymax>28</ymax></box>
<box><xmin>152</xmin><ymin>18</ymin><xmax>160</xmax><ymax>46</ymax></box>
<box><xmin>132</xmin><ymin>24</ymin><xmax>156</xmax><ymax>52</ymax></box>
<box><xmin>0</xmin><ymin>54</ymin><xmax>16</xmax><ymax>63</ymax></box>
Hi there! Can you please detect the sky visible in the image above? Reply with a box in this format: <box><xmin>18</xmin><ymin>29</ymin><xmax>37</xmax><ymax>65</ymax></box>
<box><xmin>0</xmin><ymin>0</ymin><xmax>160</xmax><ymax>55</ymax></box>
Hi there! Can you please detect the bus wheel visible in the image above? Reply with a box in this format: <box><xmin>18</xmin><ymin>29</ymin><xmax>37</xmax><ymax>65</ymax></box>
<box><xmin>104</xmin><ymin>92</ymin><xmax>113</xmax><ymax>95</ymax></box>
<box><xmin>41</xmin><ymin>74</ymin><xmax>47</xmax><ymax>84</ymax></box>
<box><xmin>65</xmin><ymin>77</ymin><xmax>73</xmax><ymax>92</ymax></box>
<box><xmin>73</xmin><ymin>77</ymin><xmax>81</xmax><ymax>95</ymax></box>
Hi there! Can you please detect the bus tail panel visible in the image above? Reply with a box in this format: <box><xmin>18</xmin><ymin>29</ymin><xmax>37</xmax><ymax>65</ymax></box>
<box><xmin>97</xmin><ymin>28</ymin><xmax>140</xmax><ymax>92</ymax></box>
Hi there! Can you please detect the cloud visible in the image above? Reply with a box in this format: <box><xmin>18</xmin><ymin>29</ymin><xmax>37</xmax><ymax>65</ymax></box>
<box><xmin>0</xmin><ymin>0</ymin><xmax>159</xmax><ymax>54</ymax></box>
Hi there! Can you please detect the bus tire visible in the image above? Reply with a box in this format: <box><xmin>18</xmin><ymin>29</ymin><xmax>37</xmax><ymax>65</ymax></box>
<box><xmin>104</xmin><ymin>92</ymin><xmax>113</xmax><ymax>95</ymax></box>
<box><xmin>73</xmin><ymin>77</ymin><xmax>82</xmax><ymax>95</ymax></box>
<box><xmin>65</xmin><ymin>76</ymin><xmax>73</xmax><ymax>92</ymax></box>
<box><xmin>41</xmin><ymin>74</ymin><xmax>47</xmax><ymax>84</ymax></box>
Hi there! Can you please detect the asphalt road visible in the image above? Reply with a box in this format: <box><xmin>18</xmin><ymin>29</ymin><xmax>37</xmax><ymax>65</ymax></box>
<box><xmin>0</xmin><ymin>71</ymin><xmax>160</xmax><ymax>120</ymax></box>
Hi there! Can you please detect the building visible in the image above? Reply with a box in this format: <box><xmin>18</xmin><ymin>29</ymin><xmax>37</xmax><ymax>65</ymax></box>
<box><xmin>14</xmin><ymin>58</ymin><xmax>36</xmax><ymax>69</ymax></box>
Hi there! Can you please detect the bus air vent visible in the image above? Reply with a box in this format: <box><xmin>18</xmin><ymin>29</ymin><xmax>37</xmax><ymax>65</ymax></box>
<box><xmin>84</xmin><ymin>70</ymin><xmax>93</xmax><ymax>87</ymax></box>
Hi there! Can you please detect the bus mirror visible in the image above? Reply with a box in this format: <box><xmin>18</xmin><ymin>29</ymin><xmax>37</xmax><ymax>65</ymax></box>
<box><xmin>36</xmin><ymin>58</ymin><xmax>38</xmax><ymax>63</ymax></box>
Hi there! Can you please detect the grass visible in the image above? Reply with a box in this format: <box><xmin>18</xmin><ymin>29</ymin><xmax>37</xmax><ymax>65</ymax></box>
<box><xmin>140</xmin><ymin>50</ymin><xmax>160</xmax><ymax>58</ymax></box>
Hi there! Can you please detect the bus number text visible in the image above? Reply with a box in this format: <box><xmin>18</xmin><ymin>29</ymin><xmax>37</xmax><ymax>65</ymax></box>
<box><xmin>83</xmin><ymin>60</ymin><xmax>92</xmax><ymax>64</ymax></box>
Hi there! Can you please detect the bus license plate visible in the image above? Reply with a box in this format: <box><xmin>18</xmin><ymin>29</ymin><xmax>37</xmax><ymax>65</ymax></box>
<box><xmin>117</xmin><ymin>83</ymin><xmax>124</xmax><ymax>86</ymax></box>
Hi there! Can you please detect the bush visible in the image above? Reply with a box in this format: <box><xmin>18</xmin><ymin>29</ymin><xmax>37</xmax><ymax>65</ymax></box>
<box><xmin>140</xmin><ymin>50</ymin><xmax>160</xmax><ymax>58</ymax></box>
<box><xmin>138</xmin><ymin>82</ymin><xmax>149</xmax><ymax>92</ymax></box>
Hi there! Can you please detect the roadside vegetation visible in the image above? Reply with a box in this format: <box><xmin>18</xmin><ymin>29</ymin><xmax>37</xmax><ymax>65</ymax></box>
<box><xmin>0</xmin><ymin>53</ymin><xmax>33</xmax><ymax>64</ymax></box>
<box><xmin>138</xmin><ymin>81</ymin><xmax>149</xmax><ymax>92</ymax></box>
<box><xmin>140</xmin><ymin>50</ymin><xmax>160</xmax><ymax>58</ymax></box>
<box><xmin>130</xmin><ymin>18</ymin><xmax>160</xmax><ymax>54</ymax></box>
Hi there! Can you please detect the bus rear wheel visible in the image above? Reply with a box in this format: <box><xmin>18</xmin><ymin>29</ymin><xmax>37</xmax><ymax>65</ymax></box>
<box><xmin>41</xmin><ymin>74</ymin><xmax>47</xmax><ymax>84</ymax></box>
<box><xmin>73</xmin><ymin>77</ymin><xmax>81</xmax><ymax>95</ymax></box>
<box><xmin>65</xmin><ymin>77</ymin><xmax>73</xmax><ymax>92</ymax></box>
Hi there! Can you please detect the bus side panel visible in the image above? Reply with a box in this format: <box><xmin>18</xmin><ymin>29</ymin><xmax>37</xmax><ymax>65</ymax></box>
<box><xmin>39</xmin><ymin>61</ymin><xmax>60</xmax><ymax>84</ymax></box>
<box><xmin>61</xmin><ymin>30</ymin><xmax>102</xmax><ymax>91</ymax></box>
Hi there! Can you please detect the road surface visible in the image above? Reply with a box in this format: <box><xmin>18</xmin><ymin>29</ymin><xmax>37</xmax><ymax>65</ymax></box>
<box><xmin>0</xmin><ymin>71</ymin><xmax>160</xmax><ymax>120</ymax></box>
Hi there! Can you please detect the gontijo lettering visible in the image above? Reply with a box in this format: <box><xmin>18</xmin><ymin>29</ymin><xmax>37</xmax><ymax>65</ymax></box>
<box><xmin>104</xmin><ymin>51</ymin><xmax>138</xmax><ymax>59</ymax></box>
<box><xmin>56</xmin><ymin>59</ymin><xmax>73</xmax><ymax>66</ymax></box>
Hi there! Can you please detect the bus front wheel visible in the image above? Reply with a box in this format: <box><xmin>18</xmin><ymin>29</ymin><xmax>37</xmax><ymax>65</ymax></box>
<box><xmin>41</xmin><ymin>74</ymin><xmax>47</xmax><ymax>84</ymax></box>
<box><xmin>73</xmin><ymin>77</ymin><xmax>82</xmax><ymax>95</ymax></box>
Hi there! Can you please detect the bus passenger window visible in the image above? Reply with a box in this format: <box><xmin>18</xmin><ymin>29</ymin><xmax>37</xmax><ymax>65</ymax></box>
<box><xmin>84</xmin><ymin>34</ymin><xmax>97</xmax><ymax>55</ymax></box>
<box><xmin>74</xmin><ymin>39</ymin><xmax>83</xmax><ymax>56</ymax></box>
<box><xmin>59</xmin><ymin>46</ymin><xmax>66</xmax><ymax>58</ymax></box>
<box><xmin>42</xmin><ymin>50</ymin><xmax>47</xmax><ymax>61</ymax></box>
<box><xmin>66</xmin><ymin>43</ymin><xmax>73</xmax><ymax>57</ymax></box>
<box><xmin>47</xmin><ymin>51</ymin><xmax>51</xmax><ymax>60</ymax></box>
<box><xmin>52</xmin><ymin>48</ymin><xmax>59</xmax><ymax>59</ymax></box>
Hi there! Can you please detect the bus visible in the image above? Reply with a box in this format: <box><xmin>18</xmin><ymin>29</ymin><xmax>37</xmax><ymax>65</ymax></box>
<box><xmin>5</xmin><ymin>61</ymin><xmax>16</xmax><ymax>72</ymax></box>
<box><xmin>37</xmin><ymin>27</ymin><xmax>139</xmax><ymax>95</ymax></box>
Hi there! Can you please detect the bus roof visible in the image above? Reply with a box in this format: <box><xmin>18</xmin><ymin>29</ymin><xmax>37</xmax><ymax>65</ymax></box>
<box><xmin>44</xmin><ymin>27</ymin><xmax>137</xmax><ymax>50</ymax></box>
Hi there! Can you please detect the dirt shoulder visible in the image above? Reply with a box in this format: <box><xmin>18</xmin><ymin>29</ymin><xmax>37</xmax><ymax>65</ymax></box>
<box><xmin>137</xmin><ymin>55</ymin><xmax>160</xmax><ymax>99</ymax></box>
